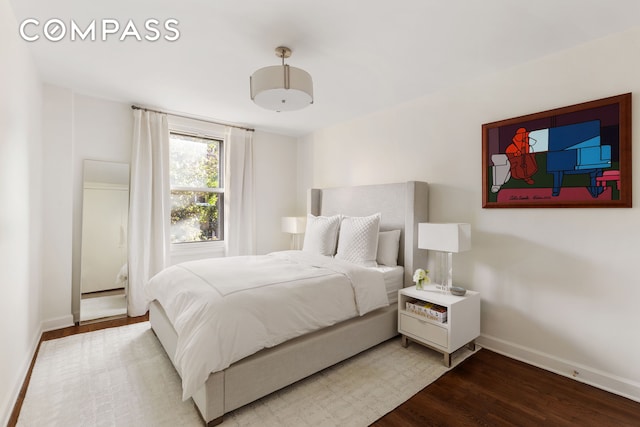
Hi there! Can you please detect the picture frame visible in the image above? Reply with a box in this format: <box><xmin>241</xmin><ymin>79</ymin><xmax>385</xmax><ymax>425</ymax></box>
<box><xmin>482</xmin><ymin>93</ymin><xmax>632</xmax><ymax>208</ymax></box>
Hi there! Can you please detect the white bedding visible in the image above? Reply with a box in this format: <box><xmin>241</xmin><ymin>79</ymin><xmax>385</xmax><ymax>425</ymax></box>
<box><xmin>146</xmin><ymin>250</ymin><xmax>389</xmax><ymax>400</ymax></box>
<box><xmin>375</xmin><ymin>265</ymin><xmax>404</xmax><ymax>303</ymax></box>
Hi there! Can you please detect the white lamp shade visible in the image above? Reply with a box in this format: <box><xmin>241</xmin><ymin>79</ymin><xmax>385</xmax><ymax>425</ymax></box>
<box><xmin>281</xmin><ymin>216</ymin><xmax>307</xmax><ymax>234</ymax></box>
<box><xmin>418</xmin><ymin>223</ymin><xmax>471</xmax><ymax>253</ymax></box>
<box><xmin>250</xmin><ymin>65</ymin><xmax>313</xmax><ymax>112</ymax></box>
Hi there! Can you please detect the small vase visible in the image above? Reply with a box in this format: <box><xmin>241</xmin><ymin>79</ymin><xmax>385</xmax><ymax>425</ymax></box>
<box><xmin>416</xmin><ymin>279</ymin><xmax>424</xmax><ymax>290</ymax></box>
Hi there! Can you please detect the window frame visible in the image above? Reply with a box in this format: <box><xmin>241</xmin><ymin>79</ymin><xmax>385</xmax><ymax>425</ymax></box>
<box><xmin>169</xmin><ymin>131</ymin><xmax>225</xmax><ymax>243</ymax></box>
<box><xmin>167</xmin><ymin>116</ymin><xmax>227</xmax><ymax>255</ymax></box>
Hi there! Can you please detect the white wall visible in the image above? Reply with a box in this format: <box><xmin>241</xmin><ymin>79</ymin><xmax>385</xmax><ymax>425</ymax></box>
<box><xmin>41</xmin><ymin>85</ymin><xmax>74</xmax><ymax>329</ymax></box>
<box><xmin>299</xmin><ymin>26</ymin><xmax>640</xmax><ymax>400</ymax></box>
<box><xmin>0</xmin><ymin>0</ymin><xmax>43</xmax><ymax>424</ymax></box>
<box><xmin>40</xmin><ymin>88</ymin><xmax>133</xmax><ymax>323</ymax></box>
<box><xmin>253</xmin><ymin>131</ymin><xmax>299</xmax><ymax>254</ymax></box>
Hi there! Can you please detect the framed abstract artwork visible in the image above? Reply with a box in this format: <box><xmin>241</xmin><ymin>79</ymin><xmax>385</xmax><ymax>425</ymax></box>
<box><xmin>482</xmin><ymin>93</ymin><xmax>632</xmax><ymax>208</ymax></box>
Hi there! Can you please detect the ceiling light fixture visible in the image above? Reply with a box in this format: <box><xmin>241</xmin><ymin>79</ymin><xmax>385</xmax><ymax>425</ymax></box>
<box><xmin>250</xmin><ymin>46</ymin><xmax>313</xmax><ymax>112</ymax></box>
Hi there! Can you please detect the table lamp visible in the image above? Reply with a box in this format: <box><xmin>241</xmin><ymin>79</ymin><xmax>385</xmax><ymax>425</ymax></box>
<box><xmin>281</xmin><ymin>216</ymin><xmax>306</xmax><ymax>250</ymax></box>
<box><xmin>418</xmin><ymin>223</ymin><xmax>471</xmax><ymax>292</ymax></box>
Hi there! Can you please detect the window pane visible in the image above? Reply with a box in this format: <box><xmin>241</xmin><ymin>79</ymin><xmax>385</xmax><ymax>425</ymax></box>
<box><xmin>169</xmin><ymin>133</ymin><xmax>221</xmax><ymax>189</ymax></box>
<box><xmin>170</xmin><ymin>191</ymin><xmax>222</xmax><ymax>243</ymax></box>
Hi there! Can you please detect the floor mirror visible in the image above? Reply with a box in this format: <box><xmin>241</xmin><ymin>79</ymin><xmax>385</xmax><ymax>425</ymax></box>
<box><xmin>79</xmin><ymin>160</ymin><xmax>129</xmax><ymax>323</ymax></box>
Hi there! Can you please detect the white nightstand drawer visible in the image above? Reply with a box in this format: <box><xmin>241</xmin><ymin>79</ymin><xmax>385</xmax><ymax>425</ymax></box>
<box><xmin>399</xmin><ymin>313</ymin><xmax>448</xmax><ymax>348</ymax></box>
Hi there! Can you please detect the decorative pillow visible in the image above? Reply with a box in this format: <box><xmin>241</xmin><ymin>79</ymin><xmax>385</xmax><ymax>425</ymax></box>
<box><xmin>335</xmin><ymin>213</ymin><xmax>381</xmax><ymax>267</ymax></box>
<box><xmin>376</xmin><ymin>229</ymin><xmax>401</xmax><ymax>266</ymax></box>
<box><xmin>302</xmin><ymin>214</ymin><xmax>341</xmax><ymax>256</ymax></box>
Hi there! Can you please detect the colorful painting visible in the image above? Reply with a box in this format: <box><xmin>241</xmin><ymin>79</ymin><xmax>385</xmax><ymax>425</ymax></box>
<box><xmin>482</xmin><ymin>93</ymin><xmax>632</xmax><ymax>208</ymax></box>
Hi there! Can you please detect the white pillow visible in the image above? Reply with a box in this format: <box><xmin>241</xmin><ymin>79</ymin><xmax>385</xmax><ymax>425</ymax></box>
<box><xmin>302</xmin><ymin>214</ymin><xmax>341</xmax><ymax>256</ymax></box>
<box><xmin>335</xmin><ymin>213</ymin><xmax>381</xmax><ymax>267</ymax></box>
<box><xmin>376</xmin><ymin>229</ymin><xmax>401</xmax><ymax>266</ymax></box>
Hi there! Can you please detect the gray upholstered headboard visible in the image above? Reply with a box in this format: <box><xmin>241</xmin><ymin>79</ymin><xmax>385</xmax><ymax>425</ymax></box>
<box><xmin>308</xmin><ymin>181</ymin><xmax>429</xmax><ymax>286</ymax></box>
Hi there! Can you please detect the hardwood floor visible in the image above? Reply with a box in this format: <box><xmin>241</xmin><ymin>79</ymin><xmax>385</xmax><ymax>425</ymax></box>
<box><xmin>9</xmin><ymin>321</ymin><xmax>640</xmax><ymax>426</ymax></box>
<box><xmin>372</xmin><ymin>348</ymin><xmax>640</xmax><ymax>426</ymax></box>
<box><xmin>7</xmin><ymin>314</ymin><xmax>148</xmax><ymax>427</ymax></box>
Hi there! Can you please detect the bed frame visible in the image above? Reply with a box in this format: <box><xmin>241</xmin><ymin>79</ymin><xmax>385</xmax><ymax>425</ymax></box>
<box><xmin>149</xmin><ymin>181</ymin><xmax>429</xmax><ymax>426</ymax></box>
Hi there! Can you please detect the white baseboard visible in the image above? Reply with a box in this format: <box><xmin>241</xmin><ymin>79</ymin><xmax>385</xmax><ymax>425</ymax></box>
<box><xmin>41</xmin><ymin>314</ymin><xmax>74</xmax><ymax>332</ymax></box>
<box><xmin>477</xmin><ymin>334</ymin><xmax>640</xmax><ymax>403</ymax></box>
<box><xmin>1</xmin><ymin>325</ymin><xmax>42</xmax><ymax>427</ymax></box>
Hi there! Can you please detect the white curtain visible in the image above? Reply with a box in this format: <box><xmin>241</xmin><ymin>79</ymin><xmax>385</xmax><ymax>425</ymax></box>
<box><xmin>224</xmin><ymin>127</ymin><xmax>255</xmax><ymax>256</ymax></box>
<box><xmin>128</xmin><ymin>110</ymin><xmax>171</xmax><ymax>316</ymax></box>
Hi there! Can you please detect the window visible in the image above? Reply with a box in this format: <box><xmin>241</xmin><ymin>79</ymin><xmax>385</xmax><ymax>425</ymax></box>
<box><xmin>169</xmin><ymin>132</ymin><xmax>224</xmax><ymax>243</ymax></box>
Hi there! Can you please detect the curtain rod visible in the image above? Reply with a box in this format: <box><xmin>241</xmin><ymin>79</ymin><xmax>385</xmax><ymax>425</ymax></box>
<box><xmin>131</xmin><ymin>105</ymin><xmax>255</xmax><ymax>132</ymax></box>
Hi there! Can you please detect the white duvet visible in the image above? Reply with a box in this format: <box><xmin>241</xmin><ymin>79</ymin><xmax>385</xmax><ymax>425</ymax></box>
<box><xmin>145</xmin><ymin>250</ymin><xmax>388</xmax><ymax>400</ymax></box>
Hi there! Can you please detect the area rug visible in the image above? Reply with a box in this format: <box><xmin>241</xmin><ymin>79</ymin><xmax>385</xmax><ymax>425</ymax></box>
<box><xmin>17</xmin><ymin>322</ymin><xmax>477</xmax><ymax>426</ymax></box>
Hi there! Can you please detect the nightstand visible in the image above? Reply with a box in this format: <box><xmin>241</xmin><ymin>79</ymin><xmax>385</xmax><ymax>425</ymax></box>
<box><xmin>398</xmin><ymin>285</ymin><xmax>480</xmax><ymax>367</ymax></box>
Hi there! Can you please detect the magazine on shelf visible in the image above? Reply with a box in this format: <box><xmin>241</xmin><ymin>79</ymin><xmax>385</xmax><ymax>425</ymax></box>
<box><xmin>405</xmin><ymin>300</ymin><xmax>448</xmax><ymax>323</ymax></box>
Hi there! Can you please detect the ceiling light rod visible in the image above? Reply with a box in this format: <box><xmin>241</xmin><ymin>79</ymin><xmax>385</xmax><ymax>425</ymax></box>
<box><xmin>277</xmin><ymin>47</ymin><xmax>292</xmax><ymax>90</ymax></box>
<box><xmin>250</xmin><ymin>46</ymin><xmax>314</xmax><ymax>112</ymax></box>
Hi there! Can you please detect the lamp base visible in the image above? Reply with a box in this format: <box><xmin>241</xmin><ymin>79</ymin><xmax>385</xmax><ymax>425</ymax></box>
<box><xmin>434</xmin><ymin>251</ymin><xmax>453</xmax><ymax>293</ymax></box>
<box><xmin>290</xmin><ymin>234</ymin><xmax>303</xmax><ymax>250</ymax></box>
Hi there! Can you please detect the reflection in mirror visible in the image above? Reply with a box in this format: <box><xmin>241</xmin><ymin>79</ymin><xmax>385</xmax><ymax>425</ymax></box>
<box><xmin>80</xmin><ymin>160</ymin><xmax>129</xmax><ymax>323</ymax></box>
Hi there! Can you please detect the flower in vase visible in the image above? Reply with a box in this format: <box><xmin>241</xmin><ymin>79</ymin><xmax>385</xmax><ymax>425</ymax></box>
<box><xmin>413</xmin><ymin>268</ymin><xmax>430</xmax><ymax>289</ymax></box>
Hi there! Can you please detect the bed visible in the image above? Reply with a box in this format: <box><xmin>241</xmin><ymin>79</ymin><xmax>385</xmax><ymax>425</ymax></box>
<box><xmin>148</xmin><ymin>181</ymin><xmax>429</xmax><ymax>426</ymax></box>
